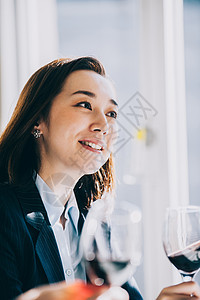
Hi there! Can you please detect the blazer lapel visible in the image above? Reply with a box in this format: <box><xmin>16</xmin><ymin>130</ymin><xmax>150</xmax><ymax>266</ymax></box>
<box><xmin>15</xmin><ymin>183</ymin><xmax>65</xmax><ymax>283</ymax></box>
<box><xmin>34</xmin><ymin>215</ymin><xmax>65</xmax><ymax>283</ymax></box>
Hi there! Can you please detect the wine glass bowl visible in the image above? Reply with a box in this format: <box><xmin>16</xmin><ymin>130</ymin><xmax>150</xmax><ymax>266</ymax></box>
<box><xmin>81</xmin><ymin>200</ymin><xmax>142</xmax><ymax>287</ymax></box>
<box><xmin>163</xmin><ymin>206</ymin><xmax>200</xmax><ymax>281</ymax></box>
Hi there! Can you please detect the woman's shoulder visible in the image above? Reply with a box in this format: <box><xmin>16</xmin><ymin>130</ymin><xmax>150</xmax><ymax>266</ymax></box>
<box><xmin>0</xmin><ymin>182</ymin><xmax>17</xmax><ymax>199</ymax></box>
<box><xmin>0</xmin><ymin>183</ymin><xmax>29</xmax><ymax>241</ymax></box>
<box><xmin>0</xmin><ymin>183</ymin><xmax>22</xmax><ymax>214</ymax></box>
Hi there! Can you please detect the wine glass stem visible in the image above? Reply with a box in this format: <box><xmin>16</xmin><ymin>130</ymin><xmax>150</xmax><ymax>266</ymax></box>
<box><xmin>181</xmin><ymin>274</ymin><xmax>195</xmax><ymax>282</ymax></box>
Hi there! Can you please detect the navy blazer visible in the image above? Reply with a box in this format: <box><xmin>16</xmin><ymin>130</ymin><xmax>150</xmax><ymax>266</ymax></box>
<box><xmin>0</xmin><ymin>182</ymin><xmax>143</xmax><ymax>300</ymax></box>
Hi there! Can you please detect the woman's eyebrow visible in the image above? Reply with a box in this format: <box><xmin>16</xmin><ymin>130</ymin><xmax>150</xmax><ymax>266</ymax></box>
<box><xmin>71</xmin><ymin>90</ymin><xmax>118</xmax><ymax>107</ymax></box>
<box><xmin>110</xmin><ymin>99</ymin><xmax>118</xmax><ymax>107</ymax></box>
<box><xmin>72</xmin><ymin>90</ymin><xmax>95</xmax><ymax>97</ymax></box>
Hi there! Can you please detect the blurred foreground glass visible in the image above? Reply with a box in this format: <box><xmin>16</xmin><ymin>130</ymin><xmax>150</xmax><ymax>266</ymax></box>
<box><xmin>81</xmin><ymin>200</ymin><xmax>142</xmax><ymax>287</ymax></box>
<box><xmin>163</xmin><ymin>206</ymin><xmax>200</xmax><ymax>281</ymax></box>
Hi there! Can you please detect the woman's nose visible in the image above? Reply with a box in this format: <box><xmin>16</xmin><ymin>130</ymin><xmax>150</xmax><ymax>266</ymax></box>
<box><xmin>89</xmin><ymin>113</ymin><xmax>109</xmax><ymax>135</ymax></box>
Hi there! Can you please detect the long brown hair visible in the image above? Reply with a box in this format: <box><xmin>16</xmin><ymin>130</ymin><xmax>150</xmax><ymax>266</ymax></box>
<box><xmin>0</xmin><ymin>57</ymin><xmax>115</xmax><ymax>211</ymax></box>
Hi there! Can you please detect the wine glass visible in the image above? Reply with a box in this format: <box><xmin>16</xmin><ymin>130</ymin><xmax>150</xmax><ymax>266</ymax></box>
<box><xmin>163</xmin><ymin>206</ymin><xmax>200</xmax><ymax>281</ymax></box>
<box><xmin>80</xmin><ymin>199</ymin><xmax>142</xmax><ymax>287</ymax></box>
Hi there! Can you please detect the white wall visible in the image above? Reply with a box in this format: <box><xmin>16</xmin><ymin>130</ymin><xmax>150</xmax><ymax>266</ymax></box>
<box><xmin>0</xmin><ymin>0</ymin><xmax>59</xmax><ymax>132</ymax></box>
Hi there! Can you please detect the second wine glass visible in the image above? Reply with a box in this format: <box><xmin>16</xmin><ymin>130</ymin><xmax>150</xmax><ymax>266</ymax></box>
<box><xmin>163</xmin><ymin>206</ymin><xmax>200</xmax><ymax>281</ymax></box>
<box><xmin>81</xmin><ymin>199</ymin><xmax>142</xmax><ymax>287</ymax></box>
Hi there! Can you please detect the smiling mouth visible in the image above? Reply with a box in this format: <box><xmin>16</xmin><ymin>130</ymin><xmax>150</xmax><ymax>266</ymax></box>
<box><xmin>79</xmin><ymin>141</ymin><xmax>103</xmax><ymax>151</ymax></box>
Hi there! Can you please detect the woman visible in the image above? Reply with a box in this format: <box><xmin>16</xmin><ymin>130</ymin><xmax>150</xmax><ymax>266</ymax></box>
<box><xmin>0</xmin><ymin>57</ymin><xmax>199</xmax><ymax>300</ymax></box>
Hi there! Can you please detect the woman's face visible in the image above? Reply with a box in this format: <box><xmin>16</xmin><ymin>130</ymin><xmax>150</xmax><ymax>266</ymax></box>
<box><xmin>38</xmin><ymin>70</ymin><xmax>118</xmax><ymax>181</ymax></box>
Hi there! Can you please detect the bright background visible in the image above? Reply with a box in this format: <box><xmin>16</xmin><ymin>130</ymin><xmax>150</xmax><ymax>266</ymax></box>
<box><xmin>0</xmin><ymin>0</ymin><xmax>200</xmax><ymax>298</ymax></box>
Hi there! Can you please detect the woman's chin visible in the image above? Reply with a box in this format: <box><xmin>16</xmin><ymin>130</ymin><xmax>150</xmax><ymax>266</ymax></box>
<box><xmin>80</xmin><ymin>163</ymin><xmax>105</xmax><ymax>176</ymax></box>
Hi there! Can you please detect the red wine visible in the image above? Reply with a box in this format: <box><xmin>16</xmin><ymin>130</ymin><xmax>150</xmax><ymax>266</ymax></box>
<box><xmin>168</xmin><ymin>241</ymin><xmax>200</xmax><ymax>274</ymax></box>
<box><xmin>85</xmin><ymin>258</ymin><xmax>132</xmax><ymax>286</ymax></box>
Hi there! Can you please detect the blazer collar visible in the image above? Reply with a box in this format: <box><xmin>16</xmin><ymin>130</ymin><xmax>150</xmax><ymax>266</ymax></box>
<box><xmin>14</xmin><ymin>181</ymin><xmax>65</xmax><ymax>283</ymax></box>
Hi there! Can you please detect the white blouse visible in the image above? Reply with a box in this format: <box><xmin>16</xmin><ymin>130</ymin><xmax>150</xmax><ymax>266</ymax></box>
<box><xmin>35</xmin><ymin>174</ymin><xmax>86</xmax><ymax>283</ymax></box>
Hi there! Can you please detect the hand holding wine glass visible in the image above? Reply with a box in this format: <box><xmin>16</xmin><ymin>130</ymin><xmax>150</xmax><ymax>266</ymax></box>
<box><xmin>81</xmin><ymin>199</ymin><xmax>142</xmax><ymax>288</ymax></box>
<box><xmin>156</xmin><ymin>281</ymin><xmax>200</xmax><ymax>299</ymax></box>
<box><xmin>163</xmin><ymin>206</ymin><xmax>200</xmax><ymax>282</ymax></box>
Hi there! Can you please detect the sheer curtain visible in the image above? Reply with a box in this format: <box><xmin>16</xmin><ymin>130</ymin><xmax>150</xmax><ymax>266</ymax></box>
<box><xmin>0</xmin><ymin>0</ymin><xmax>58</xmax><ymax>131</ymax></box>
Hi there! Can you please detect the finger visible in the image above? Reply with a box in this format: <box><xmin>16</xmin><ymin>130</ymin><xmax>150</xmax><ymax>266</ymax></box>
<box><xmin>157</xmin><ymin>282</ymin><xmax>200</xmax><ymax>299</ymax></box>
<box><xmin>166</xmin><ymin>282</ymin><xmax>200</xmax><ymax>297</ymax></box>
<box><xmin>59</xmin><ymin>281</ymin><xmax>108</xmax><ymax>300</ymax></box>
<box><xmin>16</xmin><ymin>289</ymin><xmax>41</xmax><ymax>300</ymax></box>
<box><xmin>159</xmin><ymin>297</ymin><xmax>199</xmax><ymax>300</ymax></box>
<box><xmin>96</xmin><ymin>287</ymin><xmax>129</xmax><ymax>300</ymax></box>
<box><xmin>18</xmin><ymin>281</ymin><xmax>108</xmax><ymax>300</ymax></box>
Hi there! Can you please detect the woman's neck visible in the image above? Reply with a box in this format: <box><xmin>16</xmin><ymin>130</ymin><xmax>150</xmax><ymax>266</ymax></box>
<box><xmin>38</xmin><ymin>169</ymin><xmax>79</xmax><ymax>206</ymax></box>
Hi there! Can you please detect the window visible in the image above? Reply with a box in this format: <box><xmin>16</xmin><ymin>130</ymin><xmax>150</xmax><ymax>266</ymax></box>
<box><xmin>56</xmin><ymin>0</ymin><xmax>144</xmax><ymax>292</ymax></box>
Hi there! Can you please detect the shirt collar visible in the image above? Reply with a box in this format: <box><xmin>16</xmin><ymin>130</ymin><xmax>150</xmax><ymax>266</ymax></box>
<box><xmin>35</xmin><ymin>174</ymin><xmax>79</xmax><ymax>231</ymax></box>
<box><xmin>64</xmin><ymin>192</ymin><xmax>79</xmax><ymax>233</ymax></box>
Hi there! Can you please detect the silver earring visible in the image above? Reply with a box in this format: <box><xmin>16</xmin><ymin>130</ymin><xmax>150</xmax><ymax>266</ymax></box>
<box><xmin>33</xmin><ymin>129</ymin><xmax>41</xmax><ymax>139</ymax></box>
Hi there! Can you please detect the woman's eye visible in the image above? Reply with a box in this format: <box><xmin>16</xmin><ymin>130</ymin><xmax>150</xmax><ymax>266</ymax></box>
<box><xmin>107</xmin><ymin>111</ymin><xmax>118</xmax><ymax>119</ymax></box>
<box><xmin>76</xmin><ymin>101</ymin><xmax>92</xmax><ymax>110</ymax></box>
